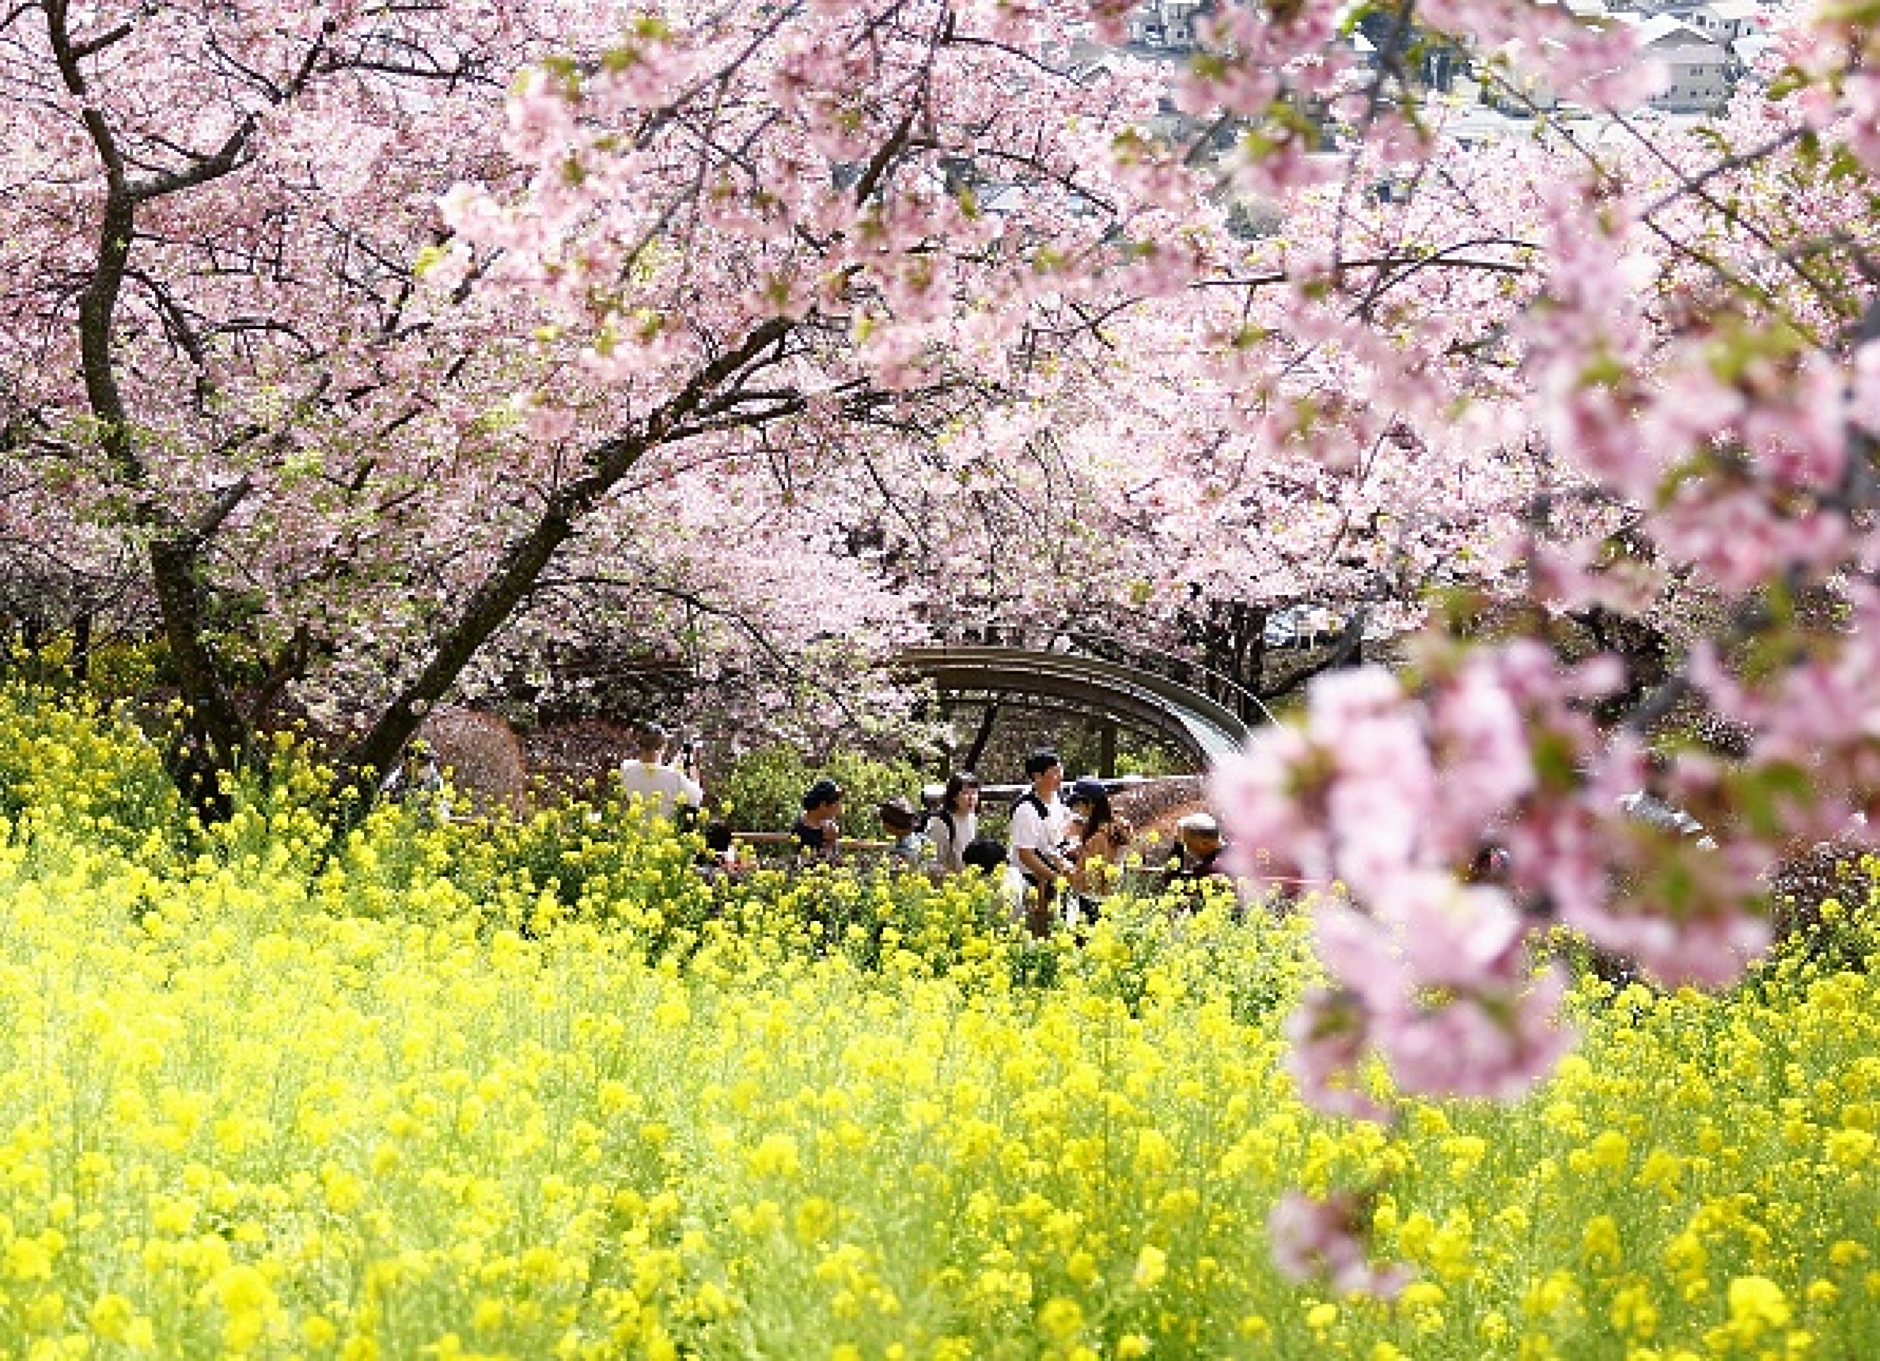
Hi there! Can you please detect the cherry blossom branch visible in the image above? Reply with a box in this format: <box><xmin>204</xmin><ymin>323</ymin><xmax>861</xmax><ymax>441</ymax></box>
<box><xmin>66</xmin><ymin>19</ymin><xmax>131</xmax><ymax>61</ymax></box>
<box><xmin>1640</xmin><ymin>126</ymin><xmax>1807</xmax><ymax>221</ymax></box>
<box><xmin>1196</xmin><ymin>246</ymin><xmax>1536</xmax><ymax>293</ymax></box>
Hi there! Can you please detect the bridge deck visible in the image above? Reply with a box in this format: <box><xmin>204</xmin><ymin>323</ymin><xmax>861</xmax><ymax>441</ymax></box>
<box><xmin>896</xmin><ymin>645</ymin><xmax>1253</xmax><ymax>766</ymax></box>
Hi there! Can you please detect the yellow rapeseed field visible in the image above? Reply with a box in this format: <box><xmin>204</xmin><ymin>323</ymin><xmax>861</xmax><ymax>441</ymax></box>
<box><xmin>0</xmin><ymin>689</ymin><xmax>1873</xmax><ymax>1358</ymax></box>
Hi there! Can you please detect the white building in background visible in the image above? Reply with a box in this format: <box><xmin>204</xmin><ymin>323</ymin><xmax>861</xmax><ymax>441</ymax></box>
<box><xmin>1107</xmin><ymin>0</ymin><xmax>1776</xmax><ymax>127</ymax></box>
<box><xmin>1670</xmin><ymin>0</ymin><xmax>1767</xmax><ymax>42</ymax></box>
<box><xmin>1127</xmin><ymin>0</ymin><xmax>1208</xmax><ymax>51</ymax></box>
<box><xmin>1732</xmin><ymin>30</ymin><xmax>1776</xmax><ymax>71</ymax></box>
<box><xmin>1629</xmin><ymin>13</ymin><xmax>1733</xmax><ymax>111</ymax></box>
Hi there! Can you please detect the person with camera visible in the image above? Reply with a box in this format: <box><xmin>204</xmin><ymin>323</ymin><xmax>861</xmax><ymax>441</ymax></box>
<box><xmin>618</xmin><ymin>721</ymin><xmax>704</xmax><ymax>820</ymax></box>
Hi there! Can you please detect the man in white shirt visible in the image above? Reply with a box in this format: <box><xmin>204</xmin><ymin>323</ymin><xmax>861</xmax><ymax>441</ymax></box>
<box><xmin>618</xmin><ymin>722</ymin><xmax>703</xmax><ymax>819</ymax></box>
<box><xmin>1008</xmin><ymin>749</ymin><xmax>1073</xmax><ymax>935</ymax></box>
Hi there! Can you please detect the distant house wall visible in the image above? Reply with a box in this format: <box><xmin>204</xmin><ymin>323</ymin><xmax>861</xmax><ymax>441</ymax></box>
<box><xmin>1648</xmin><ymin>37</ymin><xmax>1731</xmax><ymax>110</ymax></box>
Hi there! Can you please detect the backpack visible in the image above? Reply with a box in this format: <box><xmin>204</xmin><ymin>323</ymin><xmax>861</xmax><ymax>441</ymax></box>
<box><xmin>1012</xmin><ymin>791</ymin><xmax>1051</xmax><ymax>823</ymax></box>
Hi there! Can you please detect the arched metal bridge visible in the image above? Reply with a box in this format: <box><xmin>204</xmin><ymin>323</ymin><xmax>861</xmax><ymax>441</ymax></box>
<box><xmin>895</xmin><ymin>641</ymin><xmax>1267</xmax><ymax>768</ymax></box>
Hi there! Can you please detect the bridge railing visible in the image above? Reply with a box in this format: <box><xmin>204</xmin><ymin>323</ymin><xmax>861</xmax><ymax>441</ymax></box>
<box><xmin>936</xmin><ymin>622</ymin><xmax>1278</xmax><ymax>727</ymax></box>
<box><xmin>900</xmin><ymin>644</ymin><xmax>1251</xmax><ymax>765</ymax></box>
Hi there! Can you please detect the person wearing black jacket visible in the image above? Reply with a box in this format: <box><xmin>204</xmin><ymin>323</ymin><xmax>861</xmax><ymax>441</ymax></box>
<box><xmin>792</xmin><ymin>779</ymin><xmax>844</xmax><ymax>861</ymax></box>
<box><xmin>1168</xmin><ymin>812</ymin><xmax>1230</xmax><ymax>884</ymax></box>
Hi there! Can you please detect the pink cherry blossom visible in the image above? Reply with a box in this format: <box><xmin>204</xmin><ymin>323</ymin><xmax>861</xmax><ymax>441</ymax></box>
<box><xmin>1269</xmin><ymin>1191</ymin><xmax>1413</xmax><ymax>1299</ymax></box>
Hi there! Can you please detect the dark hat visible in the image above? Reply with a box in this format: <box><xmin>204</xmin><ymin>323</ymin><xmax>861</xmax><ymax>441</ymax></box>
<box><xmin>1024</xmin><ymin>749</ymin><xmax>1062</xmax><ymax>778</ymax></box>
<box><xmin>803</xmin><ymin>778</ymin><xmax>845</xmax><ymax>810</ymax></box>
<box><xmin>1067</xmin><ymin>777</ymin><xmax>1108</xmax><ymax>806</ymax></box>
<box><xmin>877</xmin><ymin>796</ymin><xmax>918</xmax><ymax>831</ymax></box>
<box><xmin>633</xmin><ymin>720</ymin><xmax>669</xmax><ymax>744</ymax></box>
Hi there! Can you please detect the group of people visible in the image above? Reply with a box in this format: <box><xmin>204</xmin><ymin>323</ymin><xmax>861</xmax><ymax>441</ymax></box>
<box><xmin>790</xmin><ymin>747</ymin><xmax>1233</xmax><ymax>936</ymax></box>
<box><xmin>610</xmin><ymin>720</ymin><xmax>1233</xmax><ymax>933</ymax></box>
<box><xmin>791</xmin><ymin>770</ymin><xmax>998</xmax><ymax>875</ymax></box>
<box><xmin>1000</xmin><ymin>748</ymin><xmax>1230</xmax><ymax>935</ymax></box>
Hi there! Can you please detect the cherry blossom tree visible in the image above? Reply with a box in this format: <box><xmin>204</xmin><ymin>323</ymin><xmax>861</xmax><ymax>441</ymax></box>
<box><xmin>0</xmin><ymin>0</ymin><xmax>1237</xmax><ymax>802</ymax></box>
<box><xmin>438</xmin><ymin>2</ymin><xmax>1880</xmax><ymax>1216</ymax></box>
<box><xmin>1148</xmin><ymin>0</ymin><xmax>1880</xmax><ymax>1291</ymax></box>
<box><xmin>11</xmin><ymin>0</ymin><xmax>1880</xmax><ymax>1293</ymax></box>
<box><xmin>0</xmin><ymin>0</ymin><xmax>1570</xmax><ymax>798</ymax></box>
<box><xmin>3</xmin><ymin>0</ymin><xmax>630</xmax><ymax>791</ymax></box>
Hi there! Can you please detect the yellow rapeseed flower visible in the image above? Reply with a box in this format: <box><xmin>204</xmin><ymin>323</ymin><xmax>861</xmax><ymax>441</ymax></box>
<box><xmin>1725</xmin><ymin>1275</ymin><xmax>1791</xmax><ymax>1344</ymax></box>
<box><xmin>1826</xmin><ymin>1127</ymin><xmax>1876</xmax><ymax>1168</ymax></box>
<box><xmin>1581</xmin><ymin>1215</ymin><xmax>1623</xmax><ymax>1272</ymax></box>
<box><xmin>1037</xmin><ymin>1297</ymin><xmax>1083</xmax><ymax>1341</ymax></box>
<box><xmin>86</xmin><ymin>1293</ymin><xmax>136</xmax><ymax>1341</ymax></box>
<box><xmin>1133</xmin><ymin>1245</ymin><xmax>1168</xmax><ymax>1290</ymax></box>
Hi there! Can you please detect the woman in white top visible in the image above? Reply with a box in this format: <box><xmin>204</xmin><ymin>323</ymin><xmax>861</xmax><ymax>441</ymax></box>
<box><xmin>927</xmin><ymin>771</ymin><xmax>981</xmax><ymax>877</ymax></box>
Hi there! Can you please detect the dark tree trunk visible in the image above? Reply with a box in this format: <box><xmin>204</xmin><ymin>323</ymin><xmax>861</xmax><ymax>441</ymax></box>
<box><xmin>346</xmin><ymin>496</ymin><xmax>588</xmax><ymax>785</ymax></box>
<box><xmin>58</xmin><ymin>11</ymin><xmax>802</xmax><ymax>821</ymax></box>
<box><xmin>1243</xmin><ymin>604</ymin><xmax>1268</xmax><ymax>721</ymax></box>
<box><xmin>77</xmin><ymin>172</ymin><xmax>252</xmax><ymax>817</ymax></box>
<box><xmin>962</xmin><ymin>698</ymin><xmax>1002</xmax><ymax>774</ymax></box>
<box><xmin>70</xmin><ymin>612</ymin><xmax>92</xmax><ymax>682</ymax></box>
<box><xmin>342</xmin><ymin>315</ymin><xmax>791</xmax><ymax>796</ymax></box>
<box><xmin>149</xmin><ymin>538</ymin><xmax>252</xmax><ymax>773</ymax></box>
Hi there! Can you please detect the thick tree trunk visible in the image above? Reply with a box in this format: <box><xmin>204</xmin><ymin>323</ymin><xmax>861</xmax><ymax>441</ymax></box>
<box><xmin>149</xmin><ymin>538</ymin><xmax>251</xmax><ymax>770</ymax></box>
<box><xmin>347</xmin><ymin>495</ymin><xmax>590</xmax><ymax>785</ymax></box>
<box><xmin>81</xmin><ymin>184</ymin><xmax>253</xmax><ymax>816</ymax></box>
<box><xmin>344</xmin><ymin>316</ymin><xmax>792</xmax><ymax>799</ymax></box>
<box><xmin>56</xmin><ymin>5</ymin><xmax>301</xmax><ymax>818</ymax></box>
